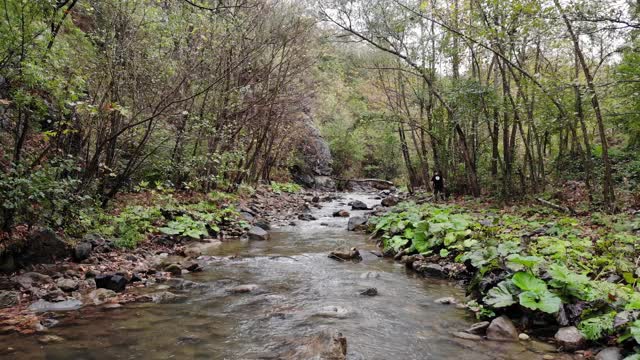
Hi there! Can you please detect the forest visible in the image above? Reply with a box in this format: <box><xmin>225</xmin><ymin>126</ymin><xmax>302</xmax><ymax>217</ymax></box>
<box><xmin>0</xmin><ymin>0</ymin><xmax>639</xmax><ymax>359</ymax></box>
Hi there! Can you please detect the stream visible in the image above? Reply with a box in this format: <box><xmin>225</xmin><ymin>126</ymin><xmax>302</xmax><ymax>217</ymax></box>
<box><xmin>0</xmin><ymin>193</ymin><xmax>561</xmax><ymax>359</ymax></box>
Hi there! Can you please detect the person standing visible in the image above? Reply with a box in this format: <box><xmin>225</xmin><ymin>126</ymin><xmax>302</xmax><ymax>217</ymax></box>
<box><xmin>431</xmin><ymin>171</ymin><xmax>445</xmax><ymax>201</ymax></box>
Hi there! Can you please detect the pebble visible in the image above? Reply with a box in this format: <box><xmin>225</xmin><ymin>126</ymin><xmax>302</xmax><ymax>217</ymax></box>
<box><xmin>519</xmin><ymin>333</ymin><xmax>530</xmax><ymax>341</ymax></box>
<box><xmin>543</xmin><ymin>355</ymin><xmax>555</xmax><ymax>360</ymax></box>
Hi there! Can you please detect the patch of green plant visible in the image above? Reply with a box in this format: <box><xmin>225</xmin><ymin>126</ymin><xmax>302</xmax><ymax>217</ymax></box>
<box><xmin>159</xmin><ymin>215</ymin><xmax>208</xmax><ymax>239</ymax></box>
<box><xmin>368</xmin><ymin>201</ymin><xmax>640</xmax><ymax>345</ymax></box>
<box><xmin>112</xmin><ymin>206</ymin><xmax>163</xmax><ymax>248</ymax></box>
<box><xmin>270</xmin><ymin>181</ymin><xmax>302</xmax><ymax>194</ymax></box>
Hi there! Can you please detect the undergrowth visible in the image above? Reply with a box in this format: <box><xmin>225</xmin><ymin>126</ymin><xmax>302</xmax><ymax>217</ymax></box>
<box><xmin>369</xmin><ymin>202</ymin><xmax>640</xmax><ymax>350</ymax></box>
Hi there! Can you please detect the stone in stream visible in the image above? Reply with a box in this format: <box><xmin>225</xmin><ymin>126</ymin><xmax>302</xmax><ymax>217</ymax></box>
<box><xmin>359</xmin><ymin>288</ymin><xmax>378</xmax><ymax>296</ymax></box>
<box><xmin>151</xmin><ymin>291</ymin><xmax>187</xmax><ymax>304</ymax></box>
<box><xmin>453</xmin><ymin>331</ymin><xmax>483</xmax><ymax>341</ymax></box>
<box><xmin>350</xmin><ymin>200</ymin><xmax>369</xmax><ymax>210</ymax></box>
<box><xmin>29</xmin><ymin>299</ymin><xmax>83</xmax><ymax>312</ymax></box>
<box><xmin>38</xmin><ymin>335</ymin><xmax>65</xmax><ymax>344</ymax></box>
<box><xmin>56</xmin><ymin>278</ymin><xmax>79</xmax><ymax>292</ymax></box>
<box><xmin>434</xmin><ymin>297</ymin><xmax>457</xmax><ymax>305</ymax></box>
<box><xmin>95</xmin><ymin>273</ymin><xmax>127</xmax><ymax>292</ymax></box>
<box><xmin>229</xmin><ymin>284</ymin><xmax>261</xmax><ymax>294</ymax></box>
<box><xmin>248</xmin><ymin>226</ymin><xmax>270</xmax><ymax>241</ymax></box>
<box><xmin>465</xmin><ymin>321</ymin><xmax>490</xmax><ymax>335</ymax></box>
<box><xmin>87</xmin><ymin>288</ymin><xmax>117</xmax><ymax>305</ymax></box>
<box><xmin>554</xmin><ymin>326</ymin><xmax>586</xmax><ymax>351</ymax></box>
<box><xmin>381</xmin><ymin>196</ymin><xmax>399</xmax><ymax>207</ymax></box>
<box><xmin>298</xmin><ymin>214</ymin><xmax>317</xmax><ymax>221</ymax></box>
<box><xmin>347</xmin><ymin>216</ymin><xmax>367</xmax><ymax>231</ymax></box>
<box><xmin>333</xmin><ymin>210</ymin><xmax>350</xmax><ymax>217</ymax></box>
<box><xmin>595</xmin><ymin>347</ymin><xmax>622</xmax><ymax>360</ymax></box>
<box><xmin>329</xmin><ymin>248</ymin><xmax>362</xmax><ymax>261</ymax></box>
<box><xmin>486</xmin><ymin>315</ymin><xmax>518</xmax><ymax>341</ymax></box>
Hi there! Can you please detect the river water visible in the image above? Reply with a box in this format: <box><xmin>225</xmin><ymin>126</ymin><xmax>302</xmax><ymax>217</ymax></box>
<box><xmin>0</xmin><ymin>194</ymin><xmax>562</xmax><ymax>359</ymax></box>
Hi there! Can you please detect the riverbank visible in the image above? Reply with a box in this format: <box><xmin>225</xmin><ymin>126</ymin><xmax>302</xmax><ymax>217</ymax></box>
<box><xmin>366</xmin><ymin>195</ymin><xmax>640</xmax><ymax>359</ymax></box>
<box><xmin>0</xmin><ymin>185</ymin><xmax>337</xmax><ymax>336</ymax></box>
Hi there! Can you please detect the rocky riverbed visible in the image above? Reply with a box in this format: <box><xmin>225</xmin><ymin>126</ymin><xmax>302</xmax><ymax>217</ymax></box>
<box><xmin>0</xmin><ymin>190</ymin><xmax>590</xmax><ymax>359</ymax></box>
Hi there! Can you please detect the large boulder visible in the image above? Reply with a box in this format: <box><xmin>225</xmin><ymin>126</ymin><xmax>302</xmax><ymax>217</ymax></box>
<box><xmin>381</xmin><ymin>196</ymin><xmax>399</xmax><ymax>207</ymax></box>
<box><xmin>554</xmin><ymin>326</ymin><xmax>586</xmax><ymax>351</ymax></box>
<box><xmin>347</xmin><ymin>217</ymin><xmax>367</xmax><ymax>231</ymax></box>
<box><xmin>248</xmin><ymin>226</ymin><xmax>270</xmax><ymax>241</ymax></box>
<box><xmin>350</xmin><ymin>200</ymin><xmax>369</xmax><ymax>210</ymax></box>
<box><xmin>17</xmin><ymin>228</ymin><xmax>70</xmax><ymax>266</ymax></box>
<box><xmin>290</xmin><ymin>112</ymin><xmax>334</xmax><ymax>189</ymax></box>
<box><xmin>73</xmin><ymin>242</ymin><xmax>92</xmax><ymax>262</ymax></box>
<box><xmin>486</xmin><ymin>316</ymin><xmax>518</xmax><ymax>341</ymax></box>
<box><xmin>95</xmin><ymin>273</ymin><xmax>127</xmax><ymax>292</ymax></box>
<box><xmin>595</xmin><ymin>348</ymin><xmax>622</xmax><ymax>360</ymax></box>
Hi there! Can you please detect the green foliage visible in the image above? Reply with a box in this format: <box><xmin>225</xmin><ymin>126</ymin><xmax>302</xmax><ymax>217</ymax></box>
<box><xmin>112</xmin><ymin>206</ymin><xmax>162</xmax><ymax>249</ymax></box>
<box><xmin>159</xmin><ymin>216</ymin><xmax>208</xmax><ymax>239</ymax></box>
<box><xmin>578</xmin><ymin>312</ymin><xmax>616</xmax><ymax>341</ymax></box>
<box><xmin>370</xmin><ymin>201</ymin><xmax>640</xmax><ymax>342</ymax></box>
<box><xmin>0</xmin><ymin>160</ymin><xmax>90</xmax><ymax>231</ymax></box>
<box><xmin>270</xmin><ymin>182</ymin><xmax>302</xmax><ymax>194</ymax></box>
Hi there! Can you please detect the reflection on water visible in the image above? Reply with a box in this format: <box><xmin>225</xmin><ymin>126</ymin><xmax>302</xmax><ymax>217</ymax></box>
<box><xmin>0</xmin><ymin>194</ymin><xmax>561</xmax><ymax>359</ymax></box>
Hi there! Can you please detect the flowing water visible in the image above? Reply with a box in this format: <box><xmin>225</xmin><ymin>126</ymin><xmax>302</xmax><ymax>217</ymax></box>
<box><xmin>0</xmin><ymin>194</ymin><xmax>561</xmax><ymax>360</ymax></box>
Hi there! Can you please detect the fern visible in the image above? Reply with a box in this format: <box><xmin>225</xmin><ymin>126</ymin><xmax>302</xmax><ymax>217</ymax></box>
<box><xmin>578</xmin><ymin>312</ymin><xmax>616</xmax><ymax>340</ymax></box>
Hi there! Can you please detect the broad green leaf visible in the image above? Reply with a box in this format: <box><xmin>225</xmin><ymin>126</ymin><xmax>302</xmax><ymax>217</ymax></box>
<box><xmin>518</xmin><ymin>290</ymin><xmax>561</xmax><ymax>313</ymax></box>
<box><xmin>484</xmin><ymin>281</ymin><xmax>516</xmax><ymax>308</ymax></box>
<box><xmin>512</xmin><ymin>272</ymin><xmax>547</xmax><ymax>292</ymax></box>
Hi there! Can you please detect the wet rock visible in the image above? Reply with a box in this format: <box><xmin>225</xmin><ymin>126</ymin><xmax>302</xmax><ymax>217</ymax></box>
<box><xmin>240</xmin><ymin>212</ymin><xmax>255</xmax><ymax>223</ymax></box>
<box><xmin>182</xmin><ymin>262</ymin><xmax>202</xmax><ymax>272</ymax></box>
<box><xmin>248</xmin><ymin>226</ymin><xmax>270</xmax><ymax>241</ymax></box>
<box><xmin>73</xmin><ymin>242</ymin><xmax>92</xmax><ymax>262</ymax></box>
<box><xmin>613</xmin><ymin>311</ymin><xmax>637</xmax><ymax>328</ymax></box>
<box><xmin>350</xmin><ymin>200</ymin><xmax>369</xmax><ymax>210</ymax></box>
<box><xmin>17</xmin><ymin>228</ymin><xmax>70</xmax><ymax>266</ymax></box>
<box><xmin>298</xmin><ymin>214</ymin><xmax>317</xmax><ymax>221</ymax></box>
<box><xmin>465</xmin><ymin>321</ymin><xmax>490</xmax><ymax>335</ymax></box>
<box><xmin>312</xmin><ymin>196</ymin><xmax>320</xmax><ymax>203</ymax></box>
<box><xmin>312</xmin><ymin>306</ymin><xmax>350</xmax><ymax>319</ymax></box>
<box><xmin>255</xmin><ymin>220</ymin><xmax>271</xmax><ymax>231</ymax></box>
<box><xmin>453</xmin><ymin>331</ymin><xmax>482</xmax><ymax>341</ymax></box>
<box><xmin>29</xmin><ymin>299</ymin><xmax>82</xmax><ymax>312</ymax></box>
<box><xmin>332</xmin><ymin>210</ymin><xmax>350</xmax><ymax>217</ymax></box>
<box><xmin>0</xmin><ymin>290</ymin><xmax>19</xmax><ymax>308</ymax></box>
<box><xmin>381</xmin><ymin>196</ymin><xmax>399</xmax><ymax>207</ymax></box>
<box><xmin>95</xmin><ymin>273</ymin><xmax>127</xmax><ymax>292</ymax></box>
<box><xmin>360</xmin><ymin>272</ymin><xmax>381</xmax><ymax>279</ymax></box>
<box><xmin>329</xmin><ymin>248</ymin><xmax>362</xmax><ymax>261</ymax></box>
<box><xmin>282</xmin><ymin>330</ymin><xmax>347</xmax><ymax>360</ymax></box>
<box><xmin>419</xmin><ymin>263</ymin><xmax>447</xmax><ymax>278</ymax></box>
<box><xmin>162</xmin><ymin>278</ymin><xmax>207</xmax><ymax>290</ymax></box>
<box><xmin>486</xmin><ymin>316</ymin><xmax>518</xmax><ymax>341</ymax></box>
<box><xmin>554</xmin><ymin>326</ymin><xmax>585</xmax><ymax>351</ymax></box>
<box><xmin>434</xmin><ymin>297</ymin><xmax>457</xmax><ymax>305</ymax></box>
<box><xmin>16</xmin><ymin>272</ymin><xmax>53</xmax><ymax>290</ymax></box>
<box><xmin>359</xmin><ymin>288</ymin><xmax>378</xmax><ymax>296</ymax></box>
<box><xmin>164</xmin><ymin>264</ymin><xmax>182</xmax><ymax>276</ymax></box>
<box><xmin>595</xmin><ymin>347</ymin><xmax>622</xmax><ymax>360</ymax></box>
<box><xmin>87</xmin><ymin>288</ymin><xmax>117</xmax><ymax>305</ymax></box>
<box><xmin>229</xmin><ymin>284</ymin><xmax>260</xmax><ymax>294</ymax></box>
<box><xmin>43</xmin><ymin>288</ymin><xmax>66</xmax><ymax>302</ymax></box>
<box><xmin>184</xmin><ymin>239</ymin><xmax>222</xmax><ymax>257</ymax></box>
<box><xmin>56</xmin><ymin>278</ymin><xmax>78</xmax><ymax>292</ymax></box>
<box><xmin>151</xmin><ymin>291</ymin><xmax>187</xmax><ymax>304</ymax></box>
<box><xmin>347</xmin><ymin>216</ymin><xmax>367</xmax><ymax>231</ymax></box>
<box><xmin>38</xmin><ymin>335</ymin><xmax>65</xmax><ymax>344</ymax></box>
